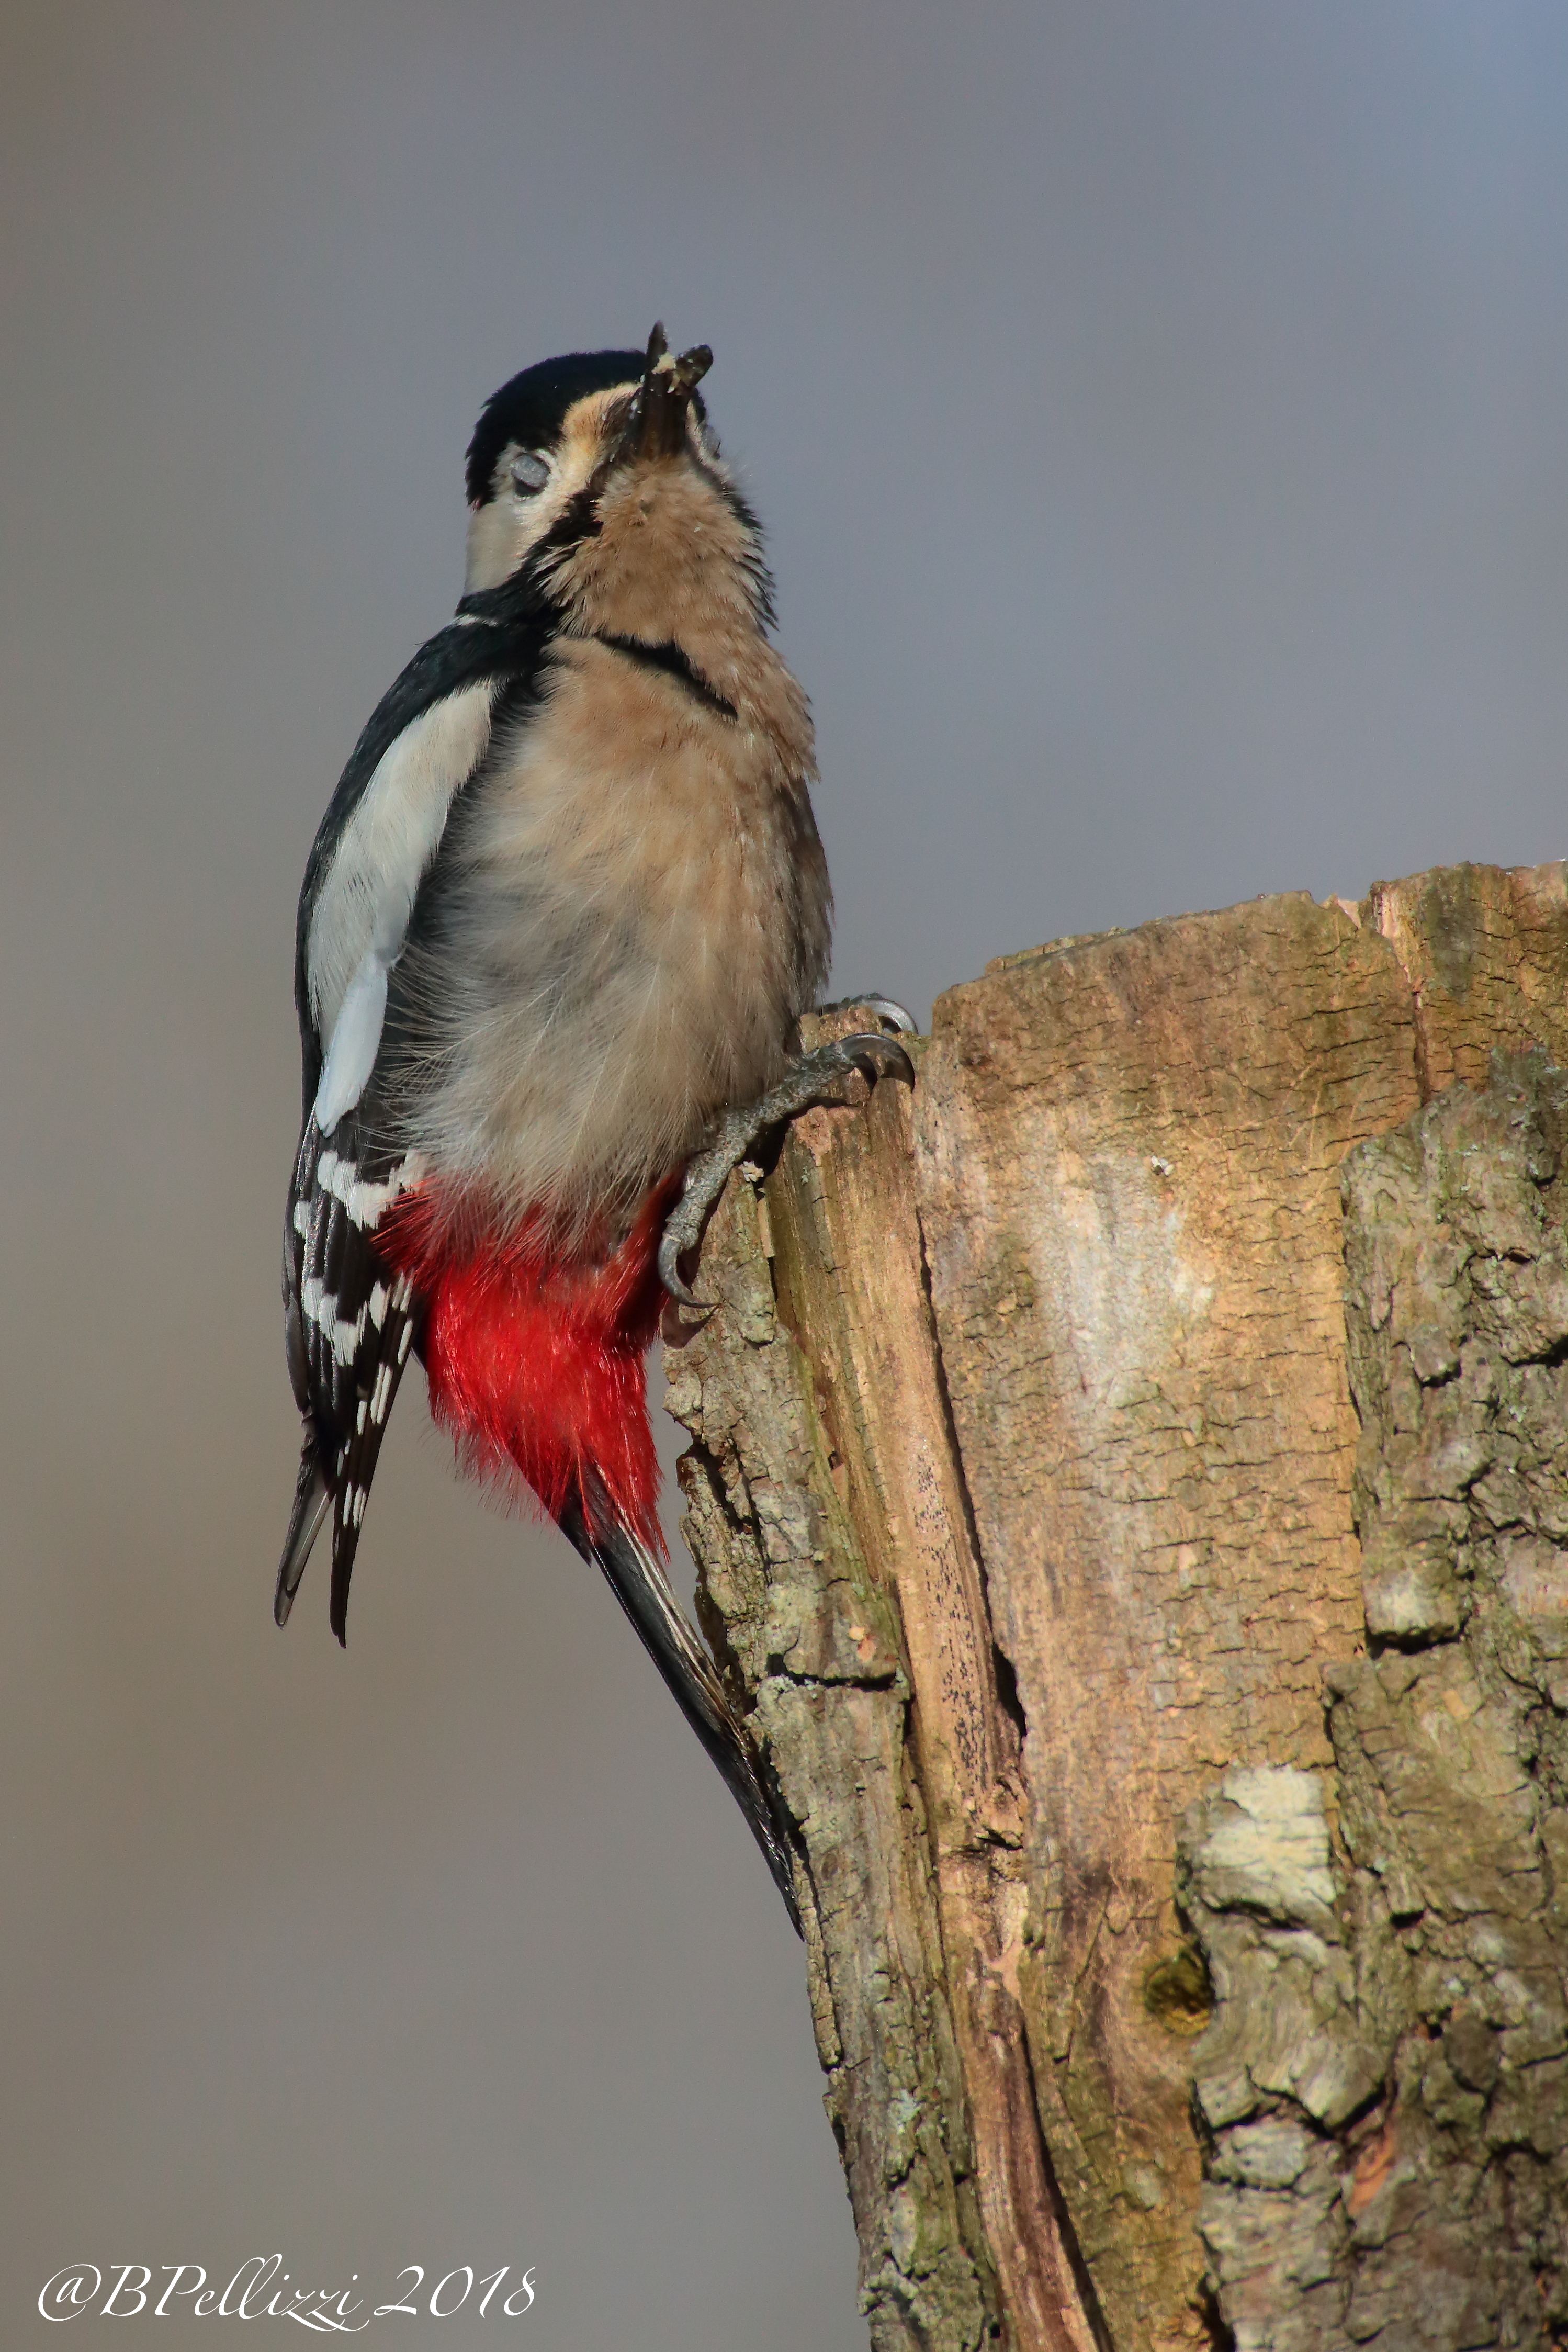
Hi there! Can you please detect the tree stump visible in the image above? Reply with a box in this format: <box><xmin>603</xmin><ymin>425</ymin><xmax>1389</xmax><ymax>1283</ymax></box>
<box><xmin>663</xmin><ymin>863</ymin><xmax>1568</xmax><ymax>2352</ymax></box>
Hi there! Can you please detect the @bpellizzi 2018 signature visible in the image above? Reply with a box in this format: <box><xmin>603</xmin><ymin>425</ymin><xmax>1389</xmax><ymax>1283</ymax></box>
<box><xmin>38</xmin><ymin>2256</ymin><xmax>537</xmax><ymax>2327</ymax></box>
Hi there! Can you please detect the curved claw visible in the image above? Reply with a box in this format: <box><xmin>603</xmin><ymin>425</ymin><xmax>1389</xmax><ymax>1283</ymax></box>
<box><xmin>658</xmin><ymin>1224</ymin><xmax>715</xmax><ymax>1314</ymax></box>
<box><xmin>839</xmin><ymin>1030</ymin><xmax>917</xmax><ymax>1089</ymax></box>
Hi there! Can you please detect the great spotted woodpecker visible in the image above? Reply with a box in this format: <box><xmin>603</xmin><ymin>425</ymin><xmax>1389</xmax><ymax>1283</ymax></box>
<box><xmin>277</xmin><ymin>328</ymin><xmax>911</xmax><ymax>1925</ymax></box>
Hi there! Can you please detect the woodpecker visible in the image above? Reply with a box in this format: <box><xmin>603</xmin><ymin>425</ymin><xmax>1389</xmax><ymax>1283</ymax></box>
<box><xmin>277</xmin><ymin>327</ymin><xmax>911</xmax><ymax>1927</ymax></box>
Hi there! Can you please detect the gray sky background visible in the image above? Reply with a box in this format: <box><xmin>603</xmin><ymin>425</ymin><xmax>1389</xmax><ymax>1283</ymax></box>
<box><xmin>3</xmin><ymin>3</ymin><xmax>1566</xmax><ymax>2344</ymax></box>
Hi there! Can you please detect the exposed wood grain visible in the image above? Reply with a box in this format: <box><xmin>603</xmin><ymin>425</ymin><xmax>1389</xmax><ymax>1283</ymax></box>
<box><xmin>766</xmin><ymin>1057</ymin><xmax>1107</xmax><ymax>2352</ymax></box>
<box><xmin>913</xmin><ymin>890</ymin><xmax>1424</xmax><ymax>2343</ymax></box>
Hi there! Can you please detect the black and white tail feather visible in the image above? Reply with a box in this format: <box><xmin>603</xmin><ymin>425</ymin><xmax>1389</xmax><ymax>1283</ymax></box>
<box><xmin>561</xmin><ymin>1472</ymin><xmax>802</xmax><ymax>1931</ymax></box>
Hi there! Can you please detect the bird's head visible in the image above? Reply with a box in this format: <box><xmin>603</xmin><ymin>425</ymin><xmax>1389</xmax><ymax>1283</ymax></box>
<box><xmin>462</xmin><ymin>325</ymin><xmax>766</xmax><ymax>633</ymax></box>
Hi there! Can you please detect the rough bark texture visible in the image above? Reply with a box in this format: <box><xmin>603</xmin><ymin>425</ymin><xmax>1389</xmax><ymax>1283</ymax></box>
<box><xmin>1186</xmin><ymin>1057</ymin><xmax>1568</xmax><ymax>2345</ymax></box>
<box><xmin>662</xmin><ymin>861</ymin><xmax>1568</xmax><ymax>2351</ymax></box>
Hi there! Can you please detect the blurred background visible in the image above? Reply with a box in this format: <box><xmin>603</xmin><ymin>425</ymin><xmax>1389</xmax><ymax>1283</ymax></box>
<box><xmin>3</xmin><ymin>2</ymin><xmax>1566</xmax><ymax>2343</ymax></box>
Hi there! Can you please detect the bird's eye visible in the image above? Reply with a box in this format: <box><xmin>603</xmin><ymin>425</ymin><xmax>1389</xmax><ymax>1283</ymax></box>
<box><xmin>511</xmin><ymin>451</ymin><xmax>551</xmax><ymax>495</ymax></box>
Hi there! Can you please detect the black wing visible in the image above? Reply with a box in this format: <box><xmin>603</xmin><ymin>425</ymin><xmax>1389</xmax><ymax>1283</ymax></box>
<box><xmin>279</xmin><ymin>590</ymin><xmax>555</xmax><ymax>1636</ymax></box>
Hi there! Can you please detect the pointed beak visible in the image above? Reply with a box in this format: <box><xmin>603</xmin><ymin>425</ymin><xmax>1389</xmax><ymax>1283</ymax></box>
<box><xmin>624</xmin><ymin>321</ymin><xmax>712</xmax><ymax>461</ymax></box>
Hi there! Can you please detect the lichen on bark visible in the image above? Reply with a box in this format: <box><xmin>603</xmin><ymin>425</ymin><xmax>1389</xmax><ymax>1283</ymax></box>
<box><xmin>1184</xmin><ymin>1059</ymin><xmax>1568</xmax><ymax>2346</ymax></box>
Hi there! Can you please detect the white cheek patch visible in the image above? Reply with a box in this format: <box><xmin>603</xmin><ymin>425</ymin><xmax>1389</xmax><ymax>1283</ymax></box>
<box><xmin>463</xmin><ymin>414</ymin><xmax>620</xmax><ymax>596</ymax></box>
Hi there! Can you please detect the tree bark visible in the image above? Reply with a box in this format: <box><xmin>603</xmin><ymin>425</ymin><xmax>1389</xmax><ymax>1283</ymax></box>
<box><xmin>662</xmin><ymin>862</ymin><xmax>1568</xmax><ymax>2352</ymax></box>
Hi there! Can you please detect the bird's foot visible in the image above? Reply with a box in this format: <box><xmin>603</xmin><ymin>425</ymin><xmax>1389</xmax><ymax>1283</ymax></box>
<box><xmin>659</xmin><ymin>1001</ymin><xmax>917</xmax><ymax>1311</ymax></box>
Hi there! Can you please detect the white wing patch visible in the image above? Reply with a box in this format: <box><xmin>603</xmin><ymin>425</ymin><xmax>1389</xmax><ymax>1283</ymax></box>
<box><xmin>307</xmin><ymin>682</ymin><xmax>496</xmax><ymax>1127</ymax></box>
<box><xmin>314</xmin><ymin>954</ymin><xmax>390</xmax><ymax>1134</ymax></box>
